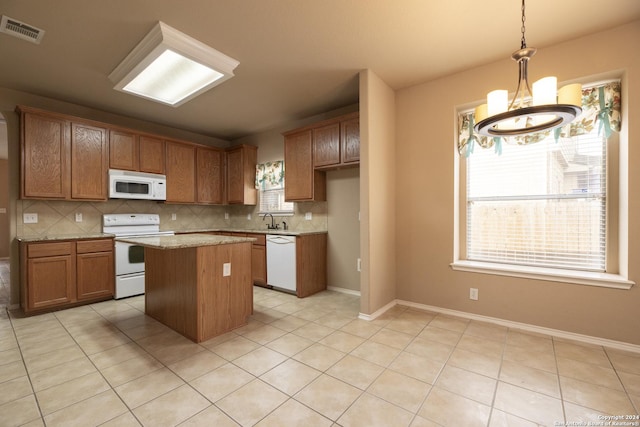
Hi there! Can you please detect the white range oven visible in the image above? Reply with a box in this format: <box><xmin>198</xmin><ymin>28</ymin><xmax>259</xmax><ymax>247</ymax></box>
<box><xmin>103</xmin><ymin>213</ymin><xmax>174</xmax><ymax>299</ymax></box>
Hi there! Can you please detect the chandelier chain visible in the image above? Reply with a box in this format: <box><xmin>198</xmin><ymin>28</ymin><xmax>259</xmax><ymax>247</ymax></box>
<box><xmin>520</xmin><ymin>0</ymin><xmax>527</xmax><ymax>49</ymax></box>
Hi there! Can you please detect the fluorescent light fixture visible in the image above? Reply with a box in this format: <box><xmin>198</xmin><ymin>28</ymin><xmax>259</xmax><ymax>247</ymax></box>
<box><xmin>109</xmin><ymin>22</ymin><xmax>239</xmax><ymax>107</ymax></box>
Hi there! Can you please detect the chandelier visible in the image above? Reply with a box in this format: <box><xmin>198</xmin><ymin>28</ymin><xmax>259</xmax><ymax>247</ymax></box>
<box><xmin>473</xmin><ymin>0</ymin><xmax>582</xmax><ymax>137</ymax></box>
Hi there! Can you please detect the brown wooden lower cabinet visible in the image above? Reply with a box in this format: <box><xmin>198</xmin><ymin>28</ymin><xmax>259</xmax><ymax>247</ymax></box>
<box><xmin>20</xmin><ymin>238</ymin><xmax>114</xmax><ymax>314</ymax></box>
<box><xmin>246</xmin><ymin>233</ymin><xmax>267</xmax><ymax>287</ymax></box>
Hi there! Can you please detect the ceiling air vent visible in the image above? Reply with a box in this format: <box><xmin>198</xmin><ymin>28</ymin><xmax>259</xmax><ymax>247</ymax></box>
<box><xmin>0</xmin><ymin>15</ymin><xmax>45</xmax><ymax>44</ymax></box>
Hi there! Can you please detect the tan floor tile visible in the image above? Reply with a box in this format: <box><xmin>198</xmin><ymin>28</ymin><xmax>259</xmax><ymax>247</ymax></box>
<box><xmin>265</xmin><ymin>332</ymin><xmax>314</xmax><ymax>357</ymax></box>
<box><xmin>319</xmin><ymin>330</ymin><xmax>365</xmax><ymax>353</ymax></box>
<box><xmin>115</xmin><ymin>367</ymin><xmax>185</xmax><ymax>409</ymax></box>
<box><xmin>216</xmin><ymin>379</ymin><xmax>288</xmax><ymax>426</ymax></box>
<box><xmin>232</xmin><ymin>346</ymin><xmax>288</xmax><ymax>376</ymax></box>
<box><xmin>350</xmin><ymin>340</ymin><xmax>401</xmax><ymax>367</ymax></box>
<box><xmin>456</xmin><ymin>334</ymin><xmax>505</xmax><ymax>357</ymax></box>
<box><xmin>619</xmin><ymin>370</ymin><xmax>640</xmax><ymax>396</ymax></box>
<box><xmin>0</xmin><ymin>335</ymin><xmax>17</xmax><ymax>352</ymax></box>
<box><xmin>89</xmin><ymin>342</ymin><xmax>150</xmax><ymax>370</ymax></box>
<box><xmin>241</xmin><ymin>324</ymin><xmax>287</xmax><ymax>345</ymax></box>
<box><xmin>563</xmin><ymin>401</ymin><xmax>611</xmax><ymax>425</ymax></box>
<box><xmin>384</xmin><ymin>318</ymin><xmax>426</xmax><ymax>336</ymax></box>
<box><xmin>293</xmin><ymin>322</ymin><xmax>335</xmax><ymax>341</ymax></box>
<box><xmin>0</xmin><ymin>375</ymin><xmax>33</xmax><ymax>405</ymax></box>
<box><xmin>36</xmin><ymin>371</ymin><xmax>110</xmax><ymax>415</ymax></box>
<box><xmin>367</xmin><ymin>369</ymin><xmax>431</xmax><ymax>412</ymax></box>
<box><xmin>418</xmin><ymin>387</ymin><xmax>491</xmax><ymax>427</ymax></box>
<box><xmin>133</xmin><ymin>384</ymin><xmax>210</xmax><ymax>427</ymax></box>
<box><xmin>295</xmin><ymin>374</ymin><xmax>362</xmax><ymax>421</ymax></box>
<box><xmin>120</xmin><ymin>320</ymin><xmax>169</xmax><ymax>341</ymax></box>
<box><xmin>168</xmin><ymin>350</ymin><xmax>226</xmax><ymax>381</ymax></box>
<box><xmin>370</xmin><ymin>328</ymin><xmax>414</xmax><ymax>350</ymax></box>
<box><xmin>409</xmin><ymin>415</ymin><xmax>443</xmax><ymax>427</ymax></box>
<box><xmin>398</xmin><ymin>308</ymin><xmax>436</xmax><ymax>324</ymax></box>
<box><xmin>30</xmin><ymin>356</ymin><xmax>96</xmax><ymax>392</ymax></box>
<box><xmin>250</xmin><ymin>307</ymin><xmax>288</xmax><ymax>324</ymax></box>
<box><xmin>199</xmin><ymin>331</ymin><xmax>238</xmax><ymax>349</ymax></box>
<box><xmin>314</xmin><ymin>313</ymin><xmax>355</xmax><ymax>329</ymax></box>
<box><xmin>499</xmin><ymin>359</ymin><xmax>560</xmax><ymax>398</ymax></box>
<box><xmin>43</xmin><ymin>389</ymin><xmax>128</xmax><ymax>427</ymax></box>
<box><xmin>138</xmin><ymin>337</ymin><xmax>204</xmax><ymax>365</ymax></box>
<box><xmin>388</xmin><ymin>351</ymin><xmax>444</xmax><ymax>384</ymax></box>
<box><xmin>436</xmin><ymin>365</ymin><xmax>497</xmax><ymax>406</ymax></box>
<box><xmin>607</xmin><ymin>349</ymin><xmax>640</xmax><ymax>375</ymax></box>
<box><xmin>261</xmin><ymin>358</ymin><xmax>321</xmax><ymax>395</ymax></box>
<box><xmin>338</xmin><ymin>392</ymin><xmax>414</xmax><ymax>427</ymax></box>
<box><xmin>210</xmin><ymin>335</ymin><xmax>261</xmax><ymax>361</ymax></box>
<box><xmin>557</xmin><ymin>356</ymin><xmax>624</xmax><ymax>390</ymax></box>
<box><xmin>23</xmin><ymin>344</ymin><xmax>85</xmax><ymax>374</ymax></box>
<box><xmin>326</xmin><ymin>354</ymin><xmax>385</xmax><ymax>390</ymax></box>
<box><xmin>75</xmin><ymin>330</ymin><xmax>132</xmax><ymax>355</ymax></box>
<box><xmin>506</xmin><ymin>330</ymin><xmax>554</xmax><ymax>352</ymax></box>
<box><xmin>0</xmin><ymin>394</ymin><xmax>42</xmax><ymax>427</ymax></box>
<box><xmin>464</xmin><ymin>321</ymin><xmax>508</xmax><ymax>342</ymax></box>
<box><xmin>630</xmin><ymin>393</ymin><xmax>640</xmax><ymax>413</ymax></box>
<box><xmin>404</xmin><ymin>337</ymin><xmax>455</xmax><ymax>363</ymax></box>
<box><xmin>560</xmin><ymin>376</ymin><xmax>636</xmax><ymax>415</ymax></box>
<box><xmin>418</xmin><ymin>325</ymin><xmax>462</xmax><ymax>346</ymax></box>
<box><xmin>295</xmin><ymin>307</ymin><xmax>331</xmax><ymax>322</ymax></box>
<box><xmin>0</xmin><ymin>348</ymin><xmax>21</xmax><ymax>366</ymax></box>
<box><xmin>293</xmin><ymin>343</ymin><xmax>346</xmax><ymax>371</ymax></box>
<box><xmin>256</xmin><ymin>398</ymin><xmax>332</xmax><ymax>427</ymax></box>
<box><xmin>12</xmin><ymin>324</ymin><xmax>67</xmax><ymax>345</ymax></box>
<box><xmin>100</xmin><ymin>353</ymin><xmax>164</xmax><ymax>387</ymax></box>
<box><xmin>180</xmin><ymin>404</ymin><xmax>241</xmax><ymax>426</ymax></box>
<box><xmin>99</xmin><ymin>411</ymin><xmax>142</xmax><ymax>427</ymax></box>
<box><xmin>269</xmin><ymin>315</ymin><xmax>309</xmax><ymax>332</ymax></box>
<box><xmin>190</xmin><ymin>362</ymin><xmax>255</xmax><ymax>402</ymax></box>
<box><xmin>340</xmin><ymin>319</ymin><xmax>382</xmax><ymax>339</ymax></box>
<box><xmin>503</xmin><ymin>344</ymin><xmax>557</xmax><ymax>373</ymax></box>
<box><xmin>489</xmin><ymin>409</ymin><xmax>538</xmax><ymax>427</ymax></box>
<box><xmin>447</xmin><ymin>347</ymin><xmax>502</xmax><ymax>378</ymax></box>
<box><xmin>0</xmin><ymin>359</ymin><xmax>26</xmax><ymax>384</ymax></box>
<box><xmin>19</xmin><ymin>334</ymin><xmax>76</xmax><ymax>358</ymax></box>
<box><xmin>428</xmin><ymin>315</ymin><xmax>469</xmax><ymax>333</ymax></box>
<box><xmin>493</xmin><ymin>382</ymin><xmax>565</xmax><ymax>426</ymax></box>
<box><xmin>554</xmin><ymin>341</ymin><xmax>611</xmax><ymax>368</ymax></box>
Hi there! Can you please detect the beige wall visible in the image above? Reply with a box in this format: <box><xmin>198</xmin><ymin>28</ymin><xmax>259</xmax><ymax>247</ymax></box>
<box><xmin>359</xmin><ymin>69</ymin><xmax>396</xmax><ymax>314</ymax></box>
<box><xmin>327</xmin><ymin>168</ymin><xmax>360</xmax><ymax>292</ymax></box>
<box><xmin>0</xmin><ymin>159</ymin><xmax>8</xmax><ymax>258</ymax></box>
<box><xmin>394</xmin><ymin>21</ymin><xmax>640</xmax><ymax>344</ymax></box>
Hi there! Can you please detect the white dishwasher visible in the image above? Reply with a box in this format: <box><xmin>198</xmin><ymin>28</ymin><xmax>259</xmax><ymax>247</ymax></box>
<box><xmin>266</xmin><ymin>235</ymin><xmax>297</xmax><ymax>292</ymax></box>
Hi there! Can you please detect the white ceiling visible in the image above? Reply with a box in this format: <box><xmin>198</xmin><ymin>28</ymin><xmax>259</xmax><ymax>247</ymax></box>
<box><xmin>1</xmin><ymin>0</ymin><xmax>639</xmax><ymax>141</ymax></box>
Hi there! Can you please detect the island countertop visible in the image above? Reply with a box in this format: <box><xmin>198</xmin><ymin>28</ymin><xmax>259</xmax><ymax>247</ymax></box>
<box><xmin>116</xmin><ymin>233</ymin><xmax>256</xmax><ymax>249</ymax></box>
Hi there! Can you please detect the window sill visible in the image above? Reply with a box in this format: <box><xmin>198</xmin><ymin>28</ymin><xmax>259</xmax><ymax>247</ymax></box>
<box><xmin>450</xmin><ymin>260</ymin><xmax>634</xmax><ymax>290</ymax></box>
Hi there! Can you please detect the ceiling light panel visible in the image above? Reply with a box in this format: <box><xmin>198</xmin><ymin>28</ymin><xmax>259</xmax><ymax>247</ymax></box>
<box><xmin>109</xmin><ymin>22</ymin><xmax>239</xmax><ymax>107</ymax></box>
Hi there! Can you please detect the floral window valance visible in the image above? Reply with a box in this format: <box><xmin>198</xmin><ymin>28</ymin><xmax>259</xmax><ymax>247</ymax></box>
<box><xmin>457</xmin><ymin>80</ymin><xmax>622</xmax><ymax>156</ymax></box>
<box><xmin>255</xmin><ymin>160</ymin><xmax>285</xmax><ymax>190</ymax></box>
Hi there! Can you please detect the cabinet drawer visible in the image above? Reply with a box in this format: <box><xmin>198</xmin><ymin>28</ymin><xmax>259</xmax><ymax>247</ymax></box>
<box><xmin>28</xmin><ymin>242</ymin><xmax>73</xmax><ymax>258</ymax></box>
<box><xmin>77</xmin><ymin>239</ymin><xmax>113</xmax><ymax>254</ymax></box>
<box><xmin>246</xmin><ymin>233</ymin><xmax>266</xmax><ymax>246</ymax></box>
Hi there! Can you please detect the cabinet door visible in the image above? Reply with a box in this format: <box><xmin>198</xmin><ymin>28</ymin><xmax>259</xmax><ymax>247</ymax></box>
<box><xmin>71</xmin><ymin>122</ymin><xmax>108</xmax><ymax>200</ymax></box>
<box><xmin>196</xmin><ymin>147</ymin><xmax>224</xmax><ymax>204</ymax></box>
<box><xmin>313</xmin><ymin>122</ymin><xmax>340</xmax><ymax>167</ymax></box>
<box><xmin>109</xmin><ymin>129</ymin><xmax>138</xmax><ymax>171</ymax></box>
<box><xmin>139</xmin><ymin>136</ymin><xmax>165</xmax><ymax>174</ymax></box>
<box><xmin>77</xmin><ymin>251</ymin><xmax>114</xmax><ymax>300</ymax></box>
<box><xmin>226</xmin><ymin>146</ymin><xmax>257</xmax><ymax>205</ymax></box>
<box><xmin>284</xmin><ymin>130</ymin><xmax>326</xmax><ymax>201</ymax></box>
<box><xmin>21</xmin><ymin>111</ymin><xmax>70</xmax><ymax>199</ymax></box>
<box><xmin>27</xmin><ymin>255</ymin><xmax>75</xmax><ymax>310</ymax></box>
<box><xmin>166</xmin><ymin>141</ymin><xmax>196</xmax><ymax>203</ymax></box>
<box><xmin>341</xmin><ymin>117</ymin><xmax>360</xmax><ymax>164</ymax></box>
<box><xmin>251</xmin><ymin>244</ymin><xmax>267</xmax><ymax>286</ymax></box>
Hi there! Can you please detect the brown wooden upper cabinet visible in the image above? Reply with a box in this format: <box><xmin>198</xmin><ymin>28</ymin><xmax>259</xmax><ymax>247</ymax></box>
<box><xmin>196</xmin><ymin>146</ymin><xmax>224</xmax><ymax>205</ymax></box>
<box><xmin>109</xmin><ymin>130</ymin><xmax>165</xmax><ymax>174</ymax></box>
<box><xmin>19</xmin><ymin>106</ymin><xmax>108</xmax><ymax>201</ymax></box>
<box><xmin>283</xmin><ymin>129</ymin><xmax>326</xmax><ymax>202</ymax></box>
<box><xmin>312</xmin><ymin>112</ymin><xmax>360</xmax><ymax>170</ymax></box>
<box><xmin>165</xmin><ymin>141</ymin><xmax>196</xmax><ymax>203</ymax></box>
<box><xmin>226</xmin><ymin>145</ymin><xmax>257</xmax><ymax>205</ymax></box>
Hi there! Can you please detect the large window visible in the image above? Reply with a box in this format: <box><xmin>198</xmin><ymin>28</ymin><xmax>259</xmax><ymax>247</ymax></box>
<box><xmin>466</xmin><ymin>131</ymin><xmax>606</xmax><ymax>271</ymax></box>
<box><xmin>256</xmin><ymin>160</ymin><xmax>294</xmax><ymax>215</ymax></box>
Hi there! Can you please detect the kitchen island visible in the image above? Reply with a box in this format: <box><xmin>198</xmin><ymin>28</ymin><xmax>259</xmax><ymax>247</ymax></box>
<box><xmin>116</xmin><ymin>233</ymin><xmax>255</xmax><ymax>343</ymax></box>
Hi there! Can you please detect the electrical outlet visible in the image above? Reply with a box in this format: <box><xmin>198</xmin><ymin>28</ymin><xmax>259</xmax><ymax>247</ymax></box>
<box><xmin>357</xmin><ymin>258</ymin><xmax>361</xmax><ymax>272</ymax></box>
<box><xmin>223</xmin><ymin>263</ymin><xmax>231</xmax><ymax>277</ymax></box>
<box><xmin>247</xmin><ymin>213</ymin><xmax>252</xmax><ymax>220</ymax></box>
<box><xmin>75</xmin><ymin>212</ymin><xmax>83</xmax><ymax>222</ymax></box>
<box><xmin>305</xmin><ymin>212</ymin><xmax>312</xmax><ymax>220</ymax></box>
<box><xmin>224</xmin><ymin>212</ymin><xmax>229</xmax><ymax>220</ymax></box>
<box><xmin>171</xmin><ymin>213</ymin><xmax>177</xmax><ymax>221</ymax></box>
<box><xmin>23</xmin><ymin>213</ymin><xmax>38</xmax><ymax>224</ymax></box>
<box><xmin>470</xmin><ymin>288</ymin><xmax>479</xmax><ymax>301</ymax></box>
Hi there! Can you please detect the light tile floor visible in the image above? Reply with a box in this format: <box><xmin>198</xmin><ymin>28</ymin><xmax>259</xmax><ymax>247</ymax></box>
<box><xmin>1</xmin><ymin>284</ymin><xmax>639</xmax><ymax>427</ymax></box>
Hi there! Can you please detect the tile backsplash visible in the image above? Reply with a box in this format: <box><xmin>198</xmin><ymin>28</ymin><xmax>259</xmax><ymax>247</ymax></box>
<box><xmin>16</xmin><ymin>199</ymin><xmax>327</xmax><ymax>237</ymax></box>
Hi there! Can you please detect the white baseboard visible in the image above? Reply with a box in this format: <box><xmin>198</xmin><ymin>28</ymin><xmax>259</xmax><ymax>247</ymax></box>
<box><xmin>361</xmin><ymin>298</ymin><xmax>640</xmax><ymax>354</ymax></box>
<box><xmin>327</xmin><ymin>286</ymin><xmax>361</xmax><ymax>297</ymax></box>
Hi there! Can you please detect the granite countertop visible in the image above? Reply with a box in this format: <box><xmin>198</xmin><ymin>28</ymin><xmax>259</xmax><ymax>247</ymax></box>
<box><xmin>176</xmin><ymin>228</ymin><xmax>328</xmax><ymax>236</ymax></box>
<box><xmin>115</xmin><ymin>233</ymin><xmax>256</xmax><ymax>249</ymax></box>
<box><xmin>17</xmin><ymin>233</ymin><xmax>115</xmax><ymax>243</ymax></box>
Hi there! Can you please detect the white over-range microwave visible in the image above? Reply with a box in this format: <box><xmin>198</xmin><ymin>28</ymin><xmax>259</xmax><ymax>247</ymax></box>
<box><xmin>108</xmin><ymin>169</ymin><xmax>167</xmax><ymax>200</ymax></box>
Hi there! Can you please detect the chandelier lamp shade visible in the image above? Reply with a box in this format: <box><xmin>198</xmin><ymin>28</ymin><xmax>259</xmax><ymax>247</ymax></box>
<box><xmin>473</xmin><ymin>0</ymin><xmax>582</xmax><ymax>137</ymax></box>
<box><xmin>109</xmin><ymin>22</ymin><xmax>239</xmax><ymax>107</ymax></box>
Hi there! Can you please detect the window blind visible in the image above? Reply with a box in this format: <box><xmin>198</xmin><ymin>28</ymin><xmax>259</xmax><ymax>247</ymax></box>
<box><xmin>466</xmin><ymin>131</ymin><xmax>606</xmax><ymax>271</ymax></box>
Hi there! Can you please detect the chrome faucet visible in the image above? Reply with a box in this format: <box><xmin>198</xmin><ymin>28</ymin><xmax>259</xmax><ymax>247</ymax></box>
<box><xmin>262</xmin><ymin>213</ymin><xmax>278</xmax><ymax>229</ymax></box>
